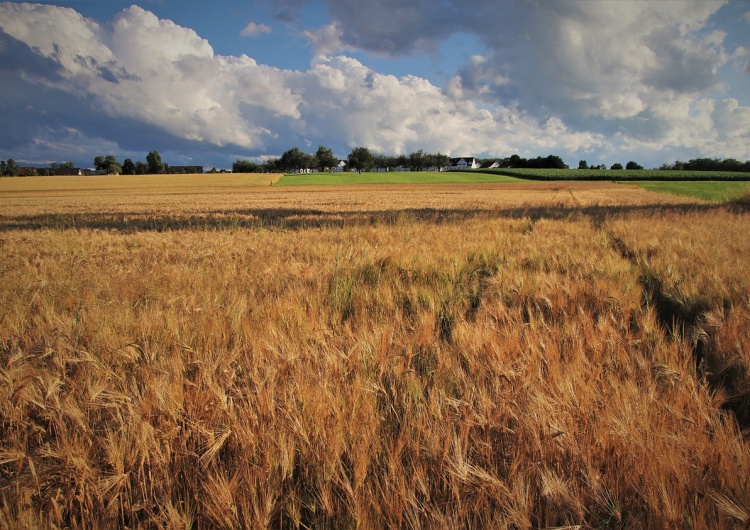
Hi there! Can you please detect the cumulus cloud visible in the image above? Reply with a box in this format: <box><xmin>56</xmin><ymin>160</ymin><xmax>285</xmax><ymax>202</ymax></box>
<box><xmin>0</xmin><ymin>1</ymin><xmax>748</xmax><ymax>168</ymax></box>
<box><xmin>0</xmin><ymin>2</ymin><xmax>607</xmax><ymax>163</ymax></box>
<box><xmin>303</xmin><ymin>23</ymin><xmax>347</xmax><ymax>57</ymax></box>
<box><xmin>241</xmin><ymin>21</ymin><xmax>271</xmax><ymax>37</ymax></box>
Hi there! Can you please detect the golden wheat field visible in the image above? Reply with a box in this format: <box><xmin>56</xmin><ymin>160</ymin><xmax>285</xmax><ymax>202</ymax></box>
<box><xmin>1</xmin><ymin>174</ymin><xmax>749</xmax><ymax>529</ymax></box>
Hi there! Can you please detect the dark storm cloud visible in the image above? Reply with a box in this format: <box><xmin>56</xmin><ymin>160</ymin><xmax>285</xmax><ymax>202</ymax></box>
<box><xmin>0</xmin><ymin>30</ymin><xmax>64</xmax><ymax>80</ymax></box>
<box><xmin>642</xmin><ymin>27</ymin><xmax>722</xmax><ymax>94</ymax></box>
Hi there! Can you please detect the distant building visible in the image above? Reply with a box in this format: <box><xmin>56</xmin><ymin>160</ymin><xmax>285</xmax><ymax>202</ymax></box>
<box><xmin>51</xmin><ymin>167</ymin><xmax>83</xmax><ymax>176</ymax></box>
<box><xmin>17</xmin><ymin>167</ymin><xmax>38</xmax><ymax>176</ymax></box>
<box><xmin>448</xmin><ymin>157</ymin><xmax>479</xmax><ymax>170</ymax></box>
<box><xmin>479</xmin><ymin>161</ymin><xmax>500</xmax><ymax>169</ymax></box>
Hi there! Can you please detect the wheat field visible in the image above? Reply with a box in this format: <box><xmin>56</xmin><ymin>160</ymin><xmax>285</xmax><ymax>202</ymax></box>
<box><xmin>1</xmin><ymin>175</ymin><xmax>749</xmax><ymax>528</ymax></box>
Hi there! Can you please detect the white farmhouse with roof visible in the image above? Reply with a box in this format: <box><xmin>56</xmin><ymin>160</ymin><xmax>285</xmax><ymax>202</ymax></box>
<box><xmin>448</xmin><ymin>157</ymin><xmax>480</xmax><ymax>170</ymax></box>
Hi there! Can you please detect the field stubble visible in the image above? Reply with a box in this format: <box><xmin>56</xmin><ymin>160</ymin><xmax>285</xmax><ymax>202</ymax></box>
<box><xmin>1</xmin><ymin>175</ymin><xmax>749</xmax><ymax>528</ymax></box>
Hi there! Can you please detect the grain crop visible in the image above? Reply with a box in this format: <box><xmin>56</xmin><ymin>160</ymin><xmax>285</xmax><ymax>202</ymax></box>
<box><xmin>1</xmin><ymin>175</ymin><xmax>748</xmax><ymax>528</ymax></box>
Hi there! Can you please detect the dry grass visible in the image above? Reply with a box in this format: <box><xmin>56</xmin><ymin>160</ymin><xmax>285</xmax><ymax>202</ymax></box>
<box><xmin>1</xmin><ymin>176</ymin><xmax>749</xmax><ymax>528</ymax></box>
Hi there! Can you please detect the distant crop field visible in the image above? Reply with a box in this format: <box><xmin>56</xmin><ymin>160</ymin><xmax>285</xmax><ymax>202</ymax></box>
<box><xmin>629</xmin><ymin>180</ymin><xmax>750</xmax><ymax>201</ymax></box>
<box><xmin>276</xmin><ymin>171</ymin><xmax>524</xmax><ymax>186</ymax></box>
<box><xmin>1</xmin><ymin>175</ymin><xmax>749</xmax><ymax>528</ymax></box>
<box><xmin>483</xmin><ymin>167</ymin><xmax>750</xmax><ymax>182</ymax></box>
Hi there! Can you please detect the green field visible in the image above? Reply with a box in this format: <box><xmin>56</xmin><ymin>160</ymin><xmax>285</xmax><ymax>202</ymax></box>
<box><xmin>276</xmin><ymin>171</ymin><xmax>524</xmax><ymax>186</ymax></box>
<box><xmin>483</xmin><ymin>167</ymin><xmax>750</xmax><ymax>181</ymax></box>
<box><xmin>629</xmin><ymin>180</ymin><xmax>750</xmax><ymax>201</ymax></box>
<box><xmin>482</xmin><ymin>167</ymin><xmax>750</xmax><ymax>181</ymax></box>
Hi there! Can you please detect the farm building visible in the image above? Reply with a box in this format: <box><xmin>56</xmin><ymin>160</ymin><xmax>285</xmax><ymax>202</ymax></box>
<box><xmin>448</xmin><ymin>157</ymin><xmax>480</xmax><ymax>170</ymax></box>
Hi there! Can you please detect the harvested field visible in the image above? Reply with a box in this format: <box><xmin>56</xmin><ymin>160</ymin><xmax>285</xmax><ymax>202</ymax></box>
<box><xmin>1</xmin><ymin>175</ymin><xmax>749</xmax><ymax>528</ymax></box>
<box><xmin>1</xmin><ymin>176</ymin><xmax>700</xmax><ymax>230</ymax></box>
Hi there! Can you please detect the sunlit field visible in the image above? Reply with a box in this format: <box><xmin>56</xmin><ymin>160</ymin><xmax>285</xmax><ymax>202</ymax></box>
<box><xmin>1</xmin><ymin>175</ymin><xmax>749</xmax><ymax>528</ymax></box>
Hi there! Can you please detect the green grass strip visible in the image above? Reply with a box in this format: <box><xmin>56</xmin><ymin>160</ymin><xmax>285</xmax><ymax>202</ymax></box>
<box><xmin>627</xmin><ymin>180</ymin><xmax>750</xmax><ymax>201</ymax></box>
<box><xmin>275</xmin><ymin>171</ymin><xmax>525</xmax><ymax>186</ymax></box>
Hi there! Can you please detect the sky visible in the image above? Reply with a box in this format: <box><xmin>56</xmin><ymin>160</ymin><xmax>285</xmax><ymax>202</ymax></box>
<box><xmin>0</xmin><ymin>0</ymin><xmax>749</xmax><ymax>170</ymax></box>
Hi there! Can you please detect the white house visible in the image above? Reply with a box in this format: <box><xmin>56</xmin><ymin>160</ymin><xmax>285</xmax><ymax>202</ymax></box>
<box><xmin>331</xmin><ymin>160</ymin><xmax>347</xmax><ymax>172</ymax></box>
<box><xmin>448</xmin><ymin>157</ymin><xmax>480</xmax><ymax>170</ymax></box>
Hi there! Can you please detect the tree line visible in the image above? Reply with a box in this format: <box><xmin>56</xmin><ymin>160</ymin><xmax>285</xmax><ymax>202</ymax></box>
<box><xmin>658</xmin><ymin>158</ymin><xmax>750</xmax><ymax>172</ymax></box>
<box><xmin>577</xmin><ymin>160</ymin><xmax>644</xmax><ymax>170</ymax></box>
<box><xmin>233</xmin><ymin>146</ymin><xmax>571</xmax><ymax>173</ymax></box>
<box><xmin>93</xmin><ymin>152</ymin><xmax>168</xmax><ymax>175</ymax></box>
<box><xmin>0</xmin><ymin>151</ymin><xmax>199</xmax><ymax>176</ymax></box>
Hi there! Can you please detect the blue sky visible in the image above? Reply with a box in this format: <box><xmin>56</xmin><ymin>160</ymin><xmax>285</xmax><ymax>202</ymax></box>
<box><xmin>1</xmin><ymin>0</ymin><xmax>749</xmax><ymax>170</ymax></box>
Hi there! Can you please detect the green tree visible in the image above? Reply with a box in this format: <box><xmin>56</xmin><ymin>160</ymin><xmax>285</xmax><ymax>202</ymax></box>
<box><xmin>94</xmin><ymin>155</ymin><xmax>122</xmax><ymax>174</ymax></box>
<box><xmin>347</xmin><ymin>146</ymin><xmax>375</xmax><ymax>173</ymax></box>
<box><xmin>315</xmin><ymin>145</ymin><xmax>338</xmax><ymax>172</ymax></box>
<box><xmin>280</xmin><ymin>147</ymin><xmax>307</xmax><ymax>173</ymax></box>
<box><xmin>122</xmin><ymin>159</ymin><xmax>136</xmax><ymax>175</ymax></box>
<box><xmin>233</xmin><ymin>159</ymin><xmax>264</xmax><ymax>173</ymax></box>
<box><xmin>263</xmin><ymin>158</ymin><xmax>282</xmax><ymax>173</ymax></box>
<box><xmin>409</xmin><ymin>149</ymin><xmax>425</xmax><ymax>171</ymax></box>
<box><xmin>626</xmin><ymin>161</ymin><xmax>643</xmax><ymax>170</ymax></box>
<box><xmin>302</xmin><ymin>153</ymin><xmax>317</xmax><ymax>171</ymax></box>
<box><xmin>135</xmin><ymin>161</ymin><xmax>148</xmax><ymax>175</ymax></box>
<box><xmin>610</xmin><ymin>163</ymin><xmax>623</xmax><ymax>170</ymax></box>
<box><xmin>578</xmin><ymin>160</ymin><xmax>588</xmax><ymax>169</ymax></box>
<box><xmin>3</xmin><ymin>159</ymin><xmax>18</xmax><ymax>176</ymax></box>
<box><xmin>146</xmin><ymin>151</ymin><xmax>165</xmax><ymax>174</ymax></box>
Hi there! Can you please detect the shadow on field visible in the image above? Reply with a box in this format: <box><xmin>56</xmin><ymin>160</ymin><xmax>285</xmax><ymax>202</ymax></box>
<box><xmin>0</xmin><ymin>202</ymin><xmax>747</xmax><ymax>232</ymax></box>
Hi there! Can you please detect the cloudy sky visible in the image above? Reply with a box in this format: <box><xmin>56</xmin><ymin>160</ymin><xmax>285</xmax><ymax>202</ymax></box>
<box><xmin>1</xmin><ymin>0</ymin><xmax>749</xmax><ymax>170</ymax></box>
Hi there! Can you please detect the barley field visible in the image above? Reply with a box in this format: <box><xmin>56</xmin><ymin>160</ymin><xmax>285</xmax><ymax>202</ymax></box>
<box><xmin>1</xmin><ymin>175</ymin><xmax>749</xmax><ymax>528</ymax></box>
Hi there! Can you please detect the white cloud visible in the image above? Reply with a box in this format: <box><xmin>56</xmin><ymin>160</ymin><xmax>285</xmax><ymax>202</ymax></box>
<box><xmin>303</xmin><ymin>23</ymin><xmax>347</xmax><ymax>57</ymax></box>
<box><xmin>240</xmin><ymin>21</ymin><xmax>271</xmax><ymax>37</ymax></box>
<box><xmin>1</xmin><ymin>1</ymin><xmax>748</xmax><ymax>168</ymax></box>
<box><xmin>1</xmin><ymin>2</ymin><xmax>595</xmax><ymax>160</ymax></box>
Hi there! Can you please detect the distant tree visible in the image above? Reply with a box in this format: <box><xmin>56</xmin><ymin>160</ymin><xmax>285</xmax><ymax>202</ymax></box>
<box><xmin>315</xmin><ymin>145</ymin><xmax>338</xmax><ymax>171</ymax></box>
<box><xmin>611</xmin><ymin>163</ymin><xmax>623</xmax><ymax>170</ymax></box>
<box><xmin>408</xmin><ymin>149</ymin><xmax>425</xmax><ymax>171</ymax></box>
<box><xmin>279</xmin><ymin>147</ymin><xmax>307</xmax><ymax>172</ymax></box>
<box><xmin>626</xmin><ymin>161</ymin><xmax>643</xmax><ymax>170</ymax></box>
<box><xmin>302</xmin><ymin>153</ymin><xmax>317</xmax><ymax>171</ymax></box>
<box><xmin>94</xmin><ymin>155</ymin><xmax>122</xmax><ymax>174</ymax></box>
<box><xmin>544</xmin><ymin>155</ymin><xmax>568</xmax><ymax>169</ymax></box>
<box><xmin>135</xmin><ymin>160</ymin><xmax>148</xmax><ymax>175</ymax></box>
<box><xmin>2</xmin><ymin>159</ymin><xmax>18</xmax><ymax>176</ymax></box>
<box><xmin>347</xmin><ymin>146</ymin><xmax>375</xmax><ymax>173</ymax></box>
<box><xmin>434</xmin><ymin>152</ymin><xmax>450</xmax><ymax>169</ymax></box>
<box><xmin>146</xmin><ymin>151</ymin><xmax>165</xmax><ymax>174</ymax></box>
<box><xmin>122</xmin><ymin>159</ymin><xmax>136</xmax><ymax>175</ymax></box>
<box><xmin>578</xmin><ymin>160</ymin><xmax>589</xmax><ymax>169</ymax></box>
<box><xmin>263</xmin><ymin>158</ymin><xmax>282</xmax><ymax>173</ymax></box>
<box><xmin>233</xmin><ymin>159</ymin><xmax>264</xmax><ymax>173</ymax></box>
<box><xmin>373</xmin><ymin>153</ymin><xmax>390</xmax><ymax>170</ymax></box>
